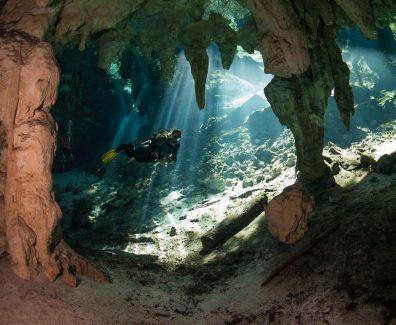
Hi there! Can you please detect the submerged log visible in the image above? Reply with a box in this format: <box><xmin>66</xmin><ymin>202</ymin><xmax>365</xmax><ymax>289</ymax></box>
<box><xmin>201</xmin><ymin>194</ymin><xmax>268</xmax><ymax>254</ymax></box>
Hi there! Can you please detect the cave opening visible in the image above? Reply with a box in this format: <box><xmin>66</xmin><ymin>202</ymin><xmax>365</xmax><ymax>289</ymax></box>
<box><xmin>52</xmin><ymin>42</ymin><xmax>278</xmax><ymax>265</ymax></box>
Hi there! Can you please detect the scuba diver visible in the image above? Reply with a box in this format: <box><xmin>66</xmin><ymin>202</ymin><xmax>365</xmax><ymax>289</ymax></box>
<box><xmin>101</xmin><ymin>128</ymin><xmax>182</xmax><ymax>166</ymax></box>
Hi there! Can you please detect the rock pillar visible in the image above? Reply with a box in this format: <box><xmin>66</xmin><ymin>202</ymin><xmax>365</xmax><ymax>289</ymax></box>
<box><xmin>0</xmin><ymin>30</ymin><xmax>107</xmax><ymax>285</ymax></box>
<box><xmin>265</xmin><ymin>25</ymin><xmax>354</xmax><ymax>185</ymax></box>
<box><xmin>0</xmin><ymin>30</ymin><xmax>61</xmax><ymax>279</ymax></box>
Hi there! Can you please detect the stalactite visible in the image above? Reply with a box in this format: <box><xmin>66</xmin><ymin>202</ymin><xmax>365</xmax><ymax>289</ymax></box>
<box><xmin>323</xmin><ymin>27</ymin><xmax>355</xmax><ymax>130</ymax></box>
<box><xmin>184</xmin><ymin>46</ymin><xmax>209</xmax><ymax>109</ymax></box>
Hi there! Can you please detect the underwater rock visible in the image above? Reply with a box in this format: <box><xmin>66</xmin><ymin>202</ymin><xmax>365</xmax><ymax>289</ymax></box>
<box><xmin>360</xmin><ymin>153</ymin><xmax>376</xmax><ymax>169</ymax></box>
<box><xmin>53</xmin><ymin>240</ymin><xmax>108</xmax><ymax>287</ymax></box>
<box><xmin>204</xmin><ymin>176</ymin><xmax>226</xmax><ymax>194</ymax></box>
<box><xmin>181</xmin><ymin>19</ymin><xmax>211</xmax><ymax>109</ymax></box>
<box><xmin>245</xmin><ymin>107</ymin><xmax>284</xmax><ymax>141</ymax></box>
<box><xmin>254</xmin><ymin>147</ymin><xmax>274</xmax><ymax>163</ymax></box>
<box><xmin>265</xmin><ymin>183</ymin><xmax>314</xmax><ymax>244</ymax></box>
<box><xmin>0</xmin><ymin>122</ymin><xmax>6</xmax><ymax>240</ymax></box>
<box><xmin>330</xmin><ymin>162</ymin><xmax>341</xmax><ymax>175</ymax></box>
<box><xmin>109</xmin><ymin>187</ymin><xmax>139</xmax><ymax>208</ymax></box>
<box><xmin>224</xmin><ymin>95</ymin><xmax>269</xmax><ymax>130</ymax></box>
<box><xmin>265</xmin><ymin>24</ymin><xmax>342</xmax><ymax>184</ymax></box>
<box><xmin>285</xmin><ymin>154</ymin><xmax>296</xmax><ymax>167</ymax></box>
<box><xmin>220</xmin><ymin>128</ymin><xmax>242</xmax><ymax>143</ymax></box>
<box><xmin>376</xmin><ymin>154</ymin><xmax>395</xmax><ymax>174</ymax></box>
<box><xmin>71</xmin><ymin>198</ymin><xmax>92</xmax><ymax>229</ymax></box>
<box><xmin>242</xmin><ymin>179</ymin><xmax>254</xmax><ymax>188</ymax></box>
<box><xmin>169</xmin><ymin>227</ymin><xmax>177</xmax><ymax>237</ymax></box>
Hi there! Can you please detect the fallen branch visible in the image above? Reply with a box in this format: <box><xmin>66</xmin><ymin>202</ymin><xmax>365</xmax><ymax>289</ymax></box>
<box><xmin>261</xmin><ymin>222</ymin><xmax>340</xmax><ymax>287</ymax></box>
<box><xmin>187</xmin><ymin>198</ymin><xmax>222</xmax><ymax>211</ymax></box>
<box><xmin>201</xmin><ymin>193</ymin><xmax>268</xmax><ymax>254</ymax></box>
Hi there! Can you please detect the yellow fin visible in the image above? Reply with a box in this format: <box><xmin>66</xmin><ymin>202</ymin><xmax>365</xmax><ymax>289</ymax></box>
<box><xmin>101</xmin><ymin>148</ymin><xmax>119</xmax><ymax>164</ymax></box>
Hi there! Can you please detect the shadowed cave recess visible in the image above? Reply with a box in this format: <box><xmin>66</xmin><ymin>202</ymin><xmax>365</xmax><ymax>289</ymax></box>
<box><xmin>1</xmin><ymin>0</ymin><xmax>396</xmax><ymax>324</ymax></box>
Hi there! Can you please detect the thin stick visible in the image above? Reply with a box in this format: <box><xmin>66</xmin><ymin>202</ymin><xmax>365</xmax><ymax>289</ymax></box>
<box><xmin>261</xmin><ymin>222</ymin><xmax>340</xmax><ymax>287</ymax></box>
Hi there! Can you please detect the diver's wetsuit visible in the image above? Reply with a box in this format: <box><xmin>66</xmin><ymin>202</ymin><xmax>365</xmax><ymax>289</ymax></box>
<box><xmin>116</xmin><ymin>138</ymin><xmax>180</xmax><ymax>163</ymax></box>
<box><xmin>116</xmin><ymin>143</ymin><xmax>156</xmax><ymax>162</ymax></box>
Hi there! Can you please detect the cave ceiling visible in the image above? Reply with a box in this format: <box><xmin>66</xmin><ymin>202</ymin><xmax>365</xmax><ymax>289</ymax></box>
<box><xmin>0</xmin><ymin>0</ymin><xmax>395</xmax><ymax>109</ymax></box>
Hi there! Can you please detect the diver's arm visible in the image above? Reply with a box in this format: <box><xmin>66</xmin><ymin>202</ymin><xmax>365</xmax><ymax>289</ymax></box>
<box><xmin>169</xmin><ymin>143</ymin><xmax>180</xmax><ymax>162</ymax></box>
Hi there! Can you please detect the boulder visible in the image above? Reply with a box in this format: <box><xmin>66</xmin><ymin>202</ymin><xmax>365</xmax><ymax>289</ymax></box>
<box><xmin>205</xmin><ymin>176</ymin><xmax>226</xmax><ymax>194</ymax></box>
<box><xmin>265</xmin><ymin>183</ymin><xmax>314</xmax><ymax>244</ymax></box>
<box><xmin>376</xmin><ymin>154</ymin><xmax>395</xmax><ymax>175</ymax></box>
<box><xmin>360</xmin><ymin>153</ymin><xmax>376</xmax><ymax>169</ymax></box>
<box><xmin>254</xmin><ymin>146</ymin><xmax>274</xmax><ymax>163</ymax></box>
<box><xmin>245</xmin><ymin>107</ymin><xmax>284</xmax><ymax>141</ymax></box>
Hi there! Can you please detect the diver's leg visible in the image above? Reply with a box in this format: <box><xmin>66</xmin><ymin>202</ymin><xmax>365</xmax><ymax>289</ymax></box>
<box><xmin>131</xmin><ymin>147</ymin><xmax>156</xmax><ymax>163</ymax></box>
<box><xmin>116</xmin><ymin>144</ymin><xmax>155</xmax><ymax>163</ymax></box>
<box><xmin>116</xmin><ymin>143</ymin><xmax>135</xmax><ymax>157</ymax></box>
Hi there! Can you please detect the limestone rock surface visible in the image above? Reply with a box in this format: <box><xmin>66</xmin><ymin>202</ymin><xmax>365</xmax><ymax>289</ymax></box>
<box><xmin>0</xmin><ymin>30</ymin><xmax>107</xmax><ymax>285</ymax></box>
<box><xmin>0</xmin><ymin>30</ymin><xmax>61</xmax><ymax>280</ymax></box>
<box><xmin>0</xmin><ymin>0</ymin><xmax>61</xmax><ymax>39</ymax></box>
<box><xmin>335</xmin><ymin>0</ymin><xmax>377</xmax><ymax>39</ymax></box>
<box><xmin>265</xmin><ymin>183</ymin><xmax>314</xmax><ymax>244</ymax></box>
<box><xmin>243</xmin><ymin>0</ymin><xmax>310</xmax><ymax>77</ymax></box>
<box><xmin>55</xmin><ymin>0</ymin><xmax>146</xmax><ymax>50</ymax></box>
<box><xmin>0</xmin><ymin>232</ymin><xmax>6</xmax><ymax>255</ymax></box>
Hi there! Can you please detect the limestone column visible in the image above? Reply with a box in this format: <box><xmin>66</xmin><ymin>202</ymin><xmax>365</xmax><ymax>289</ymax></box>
<box><xmin>264</xmin><ymin>29</ymin><xmax>334</xmax><ymax>185</ymax></box>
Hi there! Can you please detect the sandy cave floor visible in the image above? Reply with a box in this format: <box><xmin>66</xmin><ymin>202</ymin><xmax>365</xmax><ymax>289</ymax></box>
<box><xmin>1</xmin><ymin>130</ymin><xmax>396</xmax><ymax>324</ymax></box>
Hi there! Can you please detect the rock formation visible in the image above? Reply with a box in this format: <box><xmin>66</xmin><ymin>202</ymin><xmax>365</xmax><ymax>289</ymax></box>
<box><xmin>0</xmin><ymin>3</ymin><xmax>107</xmax><ymax>285</ymax></box>
<box><xmin>241</xmin><ymin>0</ymin><xmax>310</xmax><ymax>77</ymax></box>
<box><xmin>262</xmin><ymin>1</ymin><xmax>375</xmax><ymax>184</ymax></box>
<box><xmin>265</xmin><ymin>183</ymin><xmax>314</xmax><ymax>244</ymax></box>
<box><xmin>0</xmin><ymin>30</ymin><xmax>61</xmax><ymax>280</ymax></box>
